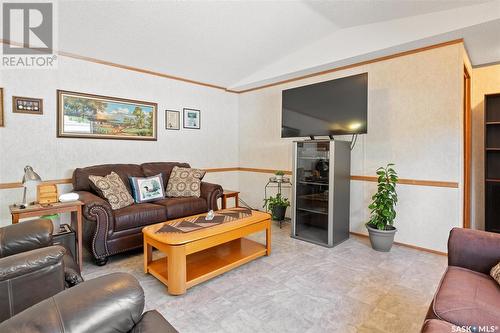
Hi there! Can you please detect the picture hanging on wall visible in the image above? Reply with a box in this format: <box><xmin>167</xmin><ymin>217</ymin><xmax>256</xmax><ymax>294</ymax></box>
<box><xmin>57</xmin><ymin>90</ymin><xmax>157</xmax><ymax>141</ymax></box>
<box><xmin>183</xmin><ymin>108</ymin><xmax>200</xmax><ymax>129</ymax></box>
<box><xmin>13</xmin><ymin>96</ymin><xmax>43</xmax><ymax>115</ymax></box>
<box><xmin>165</xmin><ymin>110</ymin><xmax>180</xmax><ymax>130</ymax></box>
<box><xmin>0</xmin><ymin>88</ymin><xmax>4</xmax><ymax>127</ymax></box>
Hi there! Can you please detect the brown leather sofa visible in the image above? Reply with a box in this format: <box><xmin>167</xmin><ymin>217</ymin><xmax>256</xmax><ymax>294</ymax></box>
<box><xmin>73</xmin><ymin>162</ymin><xmax>223</xmax><ymax>265</ymax></box>
<box><xmin>0</xmin><ymin>272</ymin><xmax>178</xmax><ymax>333</ymax></box>
<box><xmin>0</xmin><ymin>219</ymin><xmax>83</xmax><ymax>322</ymax></box>
<box><xmin>421</xmin><ymin>227</ymin><xmax>500</xmax><ymax>332</ymax></box>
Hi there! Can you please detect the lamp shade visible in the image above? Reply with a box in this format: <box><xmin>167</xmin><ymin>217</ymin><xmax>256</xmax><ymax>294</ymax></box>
<box><xmin>22</xmin><ymin>166</ymin><xmax>42</xmax><ymax>184</ymax></box>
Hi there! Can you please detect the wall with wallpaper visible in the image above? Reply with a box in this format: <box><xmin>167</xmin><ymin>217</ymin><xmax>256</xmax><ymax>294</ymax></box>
<box><xmin>0</xmin><ymin>56</ymin><xmax>239</xmax><ymax>225</ymax></box>
<box><xmin>237</xmin><ymin>43</ymin><xmax>468</xmax><ymax>253</ymax></box>
<box><xmin>0</xmin><ymin>42</ymin><xmax>474</xmax><ymax>254</ymax></box>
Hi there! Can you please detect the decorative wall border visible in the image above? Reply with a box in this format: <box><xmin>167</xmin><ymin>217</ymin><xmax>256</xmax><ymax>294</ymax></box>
<box><xmin>0</xmin><ymin>167</ymin><xmax>458</xmax><ymax>189</ymax></box>
<box><xmin>0</xmin><ymin>38</ymin><xmax>464</xmax><ymax>94</ymax></box>
<box><xmin>233</xmin><ymin>39</ymin><xmax>464</xmax><ymax>93</ymax></box>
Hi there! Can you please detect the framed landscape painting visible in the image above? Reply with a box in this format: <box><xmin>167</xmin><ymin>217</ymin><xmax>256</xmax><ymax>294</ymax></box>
<box><xmin>57</xmin><ymin>90</ymin><xmax>157</xmax><ymax>140</ymax></box>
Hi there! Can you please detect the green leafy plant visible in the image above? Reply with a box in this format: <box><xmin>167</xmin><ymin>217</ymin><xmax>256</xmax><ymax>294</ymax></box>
<box><xmin>263</xmin><ymin>193</ymin><xmax>290</xmax><ymax>211</ymax></box>
<box><xmin>275</xmin><ymin>170</ymin><xmax>285</xmax><ymax>176</ymax></box>
<box><xmin>367</xmin><ymin>163</ymin><xmax>398</xmax><ymax>230</ymax></box>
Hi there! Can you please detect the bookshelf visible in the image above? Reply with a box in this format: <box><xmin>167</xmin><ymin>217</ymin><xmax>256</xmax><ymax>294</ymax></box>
<box><xmin>485</xmin><ymin>93</ymin><xmax>500</xmax><ymax>233</ymax></box>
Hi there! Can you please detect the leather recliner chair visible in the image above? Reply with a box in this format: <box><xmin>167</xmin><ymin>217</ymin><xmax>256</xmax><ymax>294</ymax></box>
<box><xmin>0</xmin><ymin>219</ymin><xmax>83</xmax><ymax>322</ymax></box>
<box><xmin>0</xmin><ymin>272</ymin><xmax>178</xmax><ymax>333</ymax></box>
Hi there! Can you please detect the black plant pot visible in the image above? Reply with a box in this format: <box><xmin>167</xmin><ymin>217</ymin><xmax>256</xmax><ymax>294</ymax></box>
<box><xmin>271</xmin><ymin>206</ymin><xmax>287</xmax><ymax>221</ymax></box>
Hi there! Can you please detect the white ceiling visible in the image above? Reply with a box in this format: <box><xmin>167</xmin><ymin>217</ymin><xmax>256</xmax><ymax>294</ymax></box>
<box><xmin>55</xmin><ymin>0</ymin><xmax>500</xmax><ymax>90</ymax></box>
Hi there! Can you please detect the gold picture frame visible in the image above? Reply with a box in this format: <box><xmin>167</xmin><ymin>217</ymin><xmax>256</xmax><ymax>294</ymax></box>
<box><xmin>12</xmin><ymin>96</ymin><xmax>43</xmax><ymax>115</ymax></box>
<box><xmin>57</xmin><ymin>90</ymin><xmax>157</xmax><ymax>141</ymax></box>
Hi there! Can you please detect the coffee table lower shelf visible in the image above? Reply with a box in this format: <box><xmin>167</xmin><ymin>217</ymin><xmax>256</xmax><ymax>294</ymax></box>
<box><xmin>147</xmin><ymin>238</ymin><xmax>267</xmax><ymax>293</ymax></box>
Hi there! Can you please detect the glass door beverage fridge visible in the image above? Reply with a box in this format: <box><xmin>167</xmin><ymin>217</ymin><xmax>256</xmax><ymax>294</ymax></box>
<box><xmin>291</xmin><ymin>140</ymin><xmax>351</xmax><ymax>247</ymax></box>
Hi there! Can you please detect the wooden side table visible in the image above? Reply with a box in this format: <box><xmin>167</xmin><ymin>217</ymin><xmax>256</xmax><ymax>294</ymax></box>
<box><xmin>9</xmin><ymin>201</ymin><xmax>84</xmax><ymax>271</ymax></box>
<box><xmin>221</xmin><ymin>190</ymin><xmax>239</xmax><ymax>209</ymax></box>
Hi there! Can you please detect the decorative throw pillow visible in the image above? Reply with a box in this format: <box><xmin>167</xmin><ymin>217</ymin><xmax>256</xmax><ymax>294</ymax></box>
<box><xmin>491</xmin><ymin>262</ymin><xmax>500</xmax><ymax>286</ymax></box>
<box><xmin>166</xmin><ymin>166</ymin><xmax>206</xmax><ymax>198</ymax></box>
<box><xmin>89</xmin><ymin>172</ymin><xmax>134</xmax><ymax>210</ymax></box>
<box><xmin>129</xmin><ymin>174</ymin><xmax>165</xmax><ymax>203</ymax></box>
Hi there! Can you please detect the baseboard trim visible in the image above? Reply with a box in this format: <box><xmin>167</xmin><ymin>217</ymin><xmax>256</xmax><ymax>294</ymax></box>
<box><xmin>350</xmin><ymin>231</ymin><xmax>447</xmax><ymax>256</ymax></box>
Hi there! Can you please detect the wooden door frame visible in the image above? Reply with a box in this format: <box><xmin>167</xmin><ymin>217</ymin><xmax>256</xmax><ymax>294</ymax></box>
<box><xmin>463</xmin><ymin>65</ymin><xmax>471</xmax><ymax>228</ymax></box>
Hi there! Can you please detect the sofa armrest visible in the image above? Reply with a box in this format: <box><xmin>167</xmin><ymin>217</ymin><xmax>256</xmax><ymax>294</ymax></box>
<box><xmin>0</xmin><ymin>219</ymin><xmax>53</xmax><ymax>258</ymax></box>
<box><xmin>448</xmin><ymin>227</ymin><xmax>500</xmax><ymax>274</ymax></box>
<box><xmin>0</xmin><ymin>246</ymin><xmax>65</xmax><ymax>281</ymax></box>
<box><xmin>0</xmin><ymin>273</ymin><xmax>145</xmax><ymax>333</ymax></box>
<box><xmin>75</xmin><ymin>191</ymin><xmax>115</xmax><ymax>259</ymax></box>
<box><xmin>131</xmin><ymin>310</ymin><xmax>178</xmax><ymax>333</ymax></box>
<box><xmin>200</xmin><ymin>182</ymin><xmax>223</xmax><ymax>210</ymax></box>
<box><xmin>0</xmin><ymin>246</ymin><xmax>66</xmax><ymax>321</ymax></box>
<box><xmin>76</xmin><ymin>190</ymin><xmax>113</xmax><ymax>222</ymax></box>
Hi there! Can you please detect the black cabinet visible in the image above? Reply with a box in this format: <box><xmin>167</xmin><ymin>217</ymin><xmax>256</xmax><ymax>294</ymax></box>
<box><xmin>291</xmin><ymin>140</ymin><xmax>351</xmax><ymax>247</ymax></box>
<box><xmin>53</xmin><ymin>224</ymin><xmax>77</xmax><ymax>259</ymax></box>
<box><xmin>485</xmin><ymin>93</ymin><xmax>500</xmax><ymax>233</ymax></box>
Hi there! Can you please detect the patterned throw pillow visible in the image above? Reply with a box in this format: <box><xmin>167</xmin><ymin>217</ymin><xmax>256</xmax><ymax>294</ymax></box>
<box><xmin>491</xmin><ymin>262</ymin><xmax>500</xmax><ymax>286</ymax></box>
<box><xmin>166</xmin><ymin>166</ymin><xmax>206</xmax><ymax>198</ymax></box>
<box><xmin>89</xmin><ymin>172</ymin><xmax>134</xmax><ymax>210</ymax></box>
<box><xmin>129</xmin><ymin>174</ymin><xmax>165</xmax><ymax>203</ymax></box>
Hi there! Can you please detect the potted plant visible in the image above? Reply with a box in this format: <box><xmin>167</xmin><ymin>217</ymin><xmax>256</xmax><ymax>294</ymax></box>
<box><xmin>263</xmin><ymin>193</ymin><xmax>290</xmax><ymax>221</ymax></box>
<box><xmin>366</xmin><ymin>163</ymin><xmax>398</xmax><ymax>252</ymax></box>
<box><xmin>274</xmin><ymin>170</ymin><xmax>285</xmax><ymax>181</ymax></box>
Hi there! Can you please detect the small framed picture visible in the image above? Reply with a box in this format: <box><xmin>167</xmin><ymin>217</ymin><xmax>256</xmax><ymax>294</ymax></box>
<box><xmin>183</xmin><ymin>108</ymin><xmax>200</xmax><ymax>129</ymax></box>
<box><xmin>0</xmin><ymin>88</ymin><xmax>4</xmax><ymax>127</ymax></box>
<box><xmin>165</xmin><ymin>110</ymin><xmax>180</xmax><ymax>130</ymax></box>
<box><xmin>13</xmin><ymin>96</ymin><xmax>43</xmax><ymax>115</ymax></box>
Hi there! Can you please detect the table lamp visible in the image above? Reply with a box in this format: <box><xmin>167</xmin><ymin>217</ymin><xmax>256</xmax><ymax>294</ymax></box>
<box><xmin>20</xmin><ymin>165</ymin><xmax>42</xmax><ymax>208</ymax></box>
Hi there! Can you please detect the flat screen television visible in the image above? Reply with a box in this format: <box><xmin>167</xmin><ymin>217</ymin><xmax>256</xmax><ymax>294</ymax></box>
<box><xmin>281</xmin><ymin>73</ymin><xmax>368</xmax><ymax>138</ymax></box>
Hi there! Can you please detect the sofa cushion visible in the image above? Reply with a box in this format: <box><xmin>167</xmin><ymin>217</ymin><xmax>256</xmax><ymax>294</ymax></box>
<box><xmin>433</xmin><ymin>266</ymin><xmax>500</xmax><ymax>327</ymax></box>
<box><xmin>153</xmin><ymin>197</ymin><xmax>208</xmax><ymax>219</ymax></box>
<box><xmin>141</xmin><ymin>162</ymin><xmax>191</xmax><ymax>188</ymax></box>
<box><xmin>421</xmin><ymin>319</ymin><xmax>454</xmax><ymax>333</ymax></box>
<box><xmin>129</xmin><ymin>174</ymin><xmax>165</xmax><ymax>203</ymax></box>
<box><xmin>73</xmin><ymin>164</ymin><xmax>144</xmax><ymax>193</ymax></box>
<box><xmin>89</xmin><ymin>172</ymin><xmax>135</xmax><ymax>210</ymax></box>
<box><xmin>166</xmin><ymin>167</ymin><xmax>206</xmax><ymax>198</ymax></box>
<box><xmin>491</xmin><ymin>262</ymin><xmax>500</xmax><ymax>286</ymax></box>
<box><xmin>114</xmin><ymin>203</ymin><xmax>167</xmax><ymax>232</ymax></box>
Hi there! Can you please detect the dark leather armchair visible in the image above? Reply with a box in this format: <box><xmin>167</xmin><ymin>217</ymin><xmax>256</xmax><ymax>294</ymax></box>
<box><xmin>0</xmin><ymin>219</ymin><xmax>83</xmax><ymax>322</ymax></box>
<box><xmin>0</xmin><ymin>272</ymin><xmax>178</xmax><ymax>333</ymax></box>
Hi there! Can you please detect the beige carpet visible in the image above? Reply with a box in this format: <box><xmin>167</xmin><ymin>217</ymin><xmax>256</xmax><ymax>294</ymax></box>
<box><xmin>82</xmin><ymin>223</ymin><xmax>446</xmax><ymax>333</ymax></box>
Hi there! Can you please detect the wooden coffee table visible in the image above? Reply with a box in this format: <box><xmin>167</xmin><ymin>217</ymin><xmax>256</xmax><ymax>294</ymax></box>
<box><xmin>142</xmin><ymin>209</ymin><xmax>271</xmax><ymax>295</ymax></box>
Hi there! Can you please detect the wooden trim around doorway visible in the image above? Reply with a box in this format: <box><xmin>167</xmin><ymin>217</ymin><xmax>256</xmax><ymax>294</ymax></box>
<box><xmin>463</xmin><ymin>65</ymin><xmax>471</xmax><ymax>228</ymax></box>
